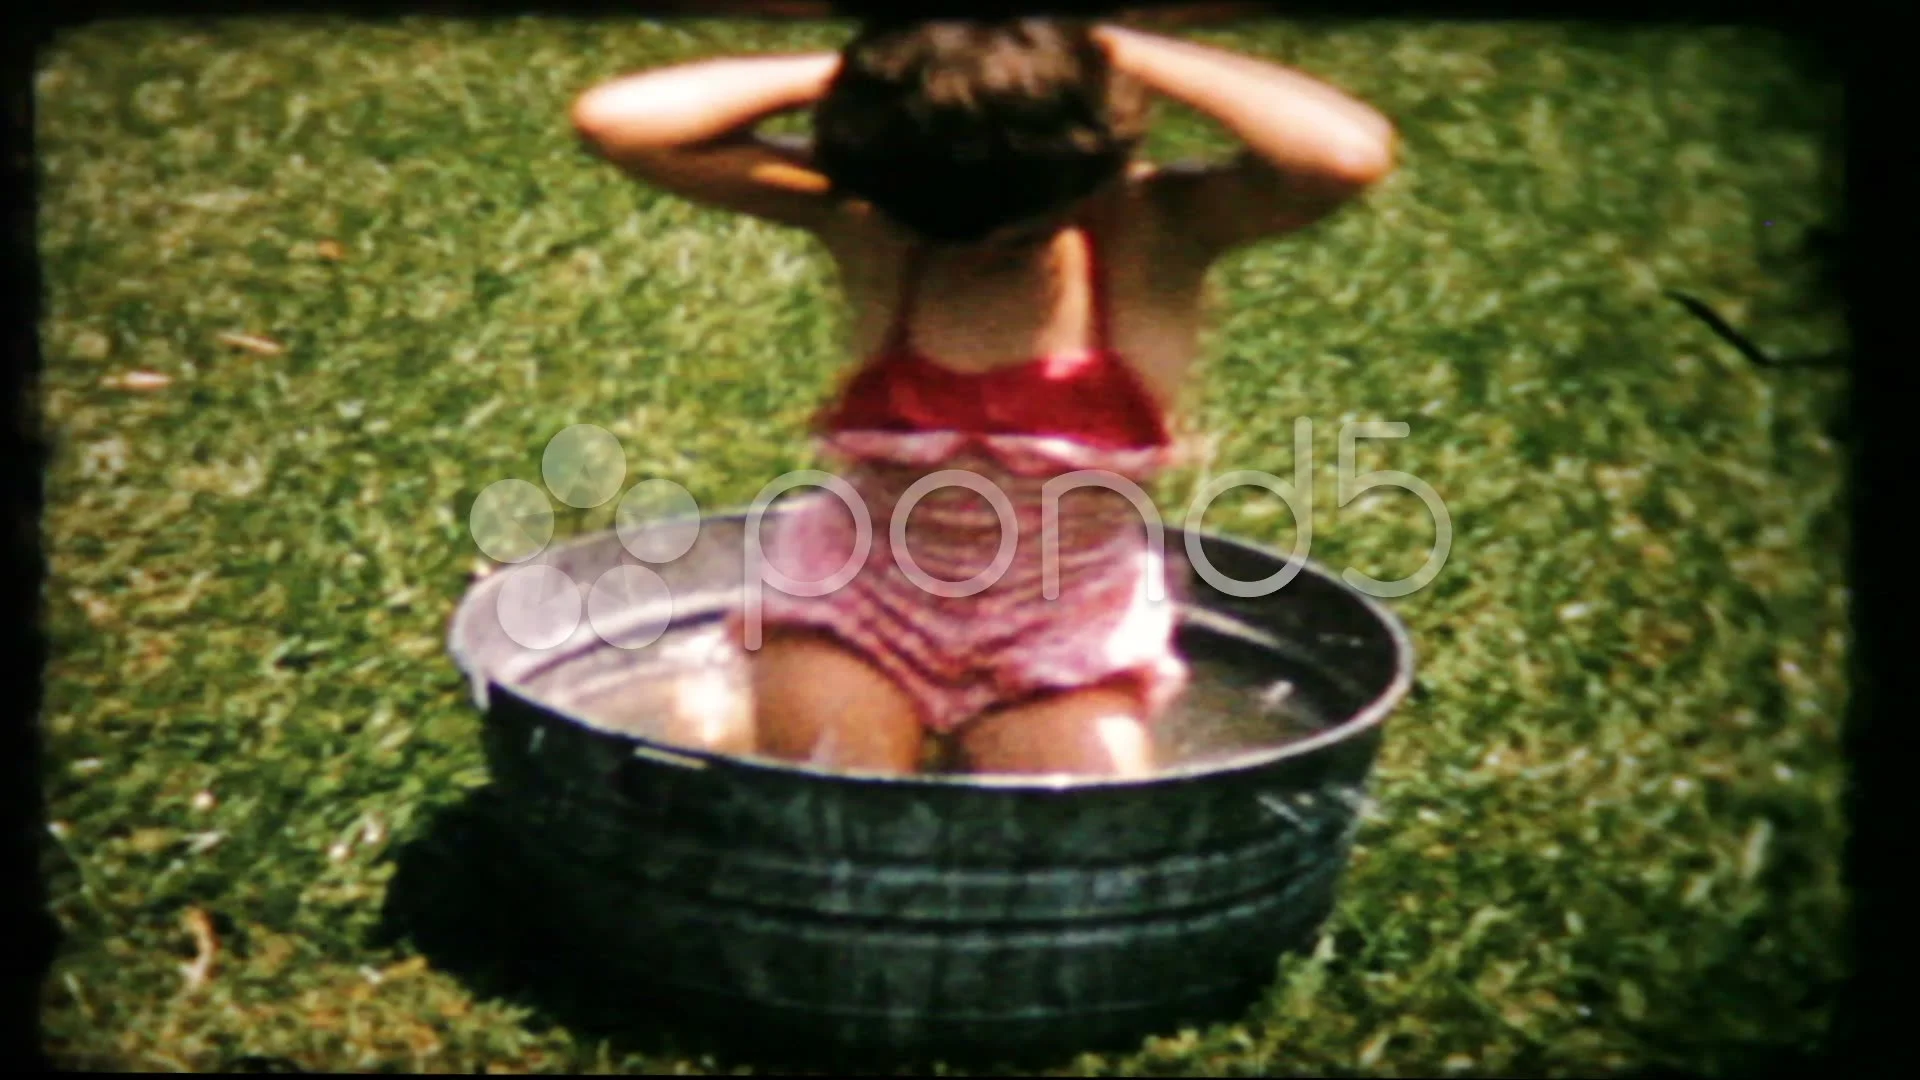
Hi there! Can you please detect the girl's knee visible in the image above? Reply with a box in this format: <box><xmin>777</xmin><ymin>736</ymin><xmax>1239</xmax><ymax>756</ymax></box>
<box><xmin>959</xmin><ymin>684</ymin><xmax>1156</xmax><ymax>777</ymax></box>
<box><xmin>749</xmin><ymin>631</ymin><xmax>925</xmax><ymax>773</ymax></box>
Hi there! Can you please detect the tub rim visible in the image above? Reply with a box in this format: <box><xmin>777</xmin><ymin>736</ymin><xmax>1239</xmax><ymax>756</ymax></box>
<box><xmin>449</xmin><ymin>509</ymin><xmax>1415</xmax><ymax>793</ymax></box>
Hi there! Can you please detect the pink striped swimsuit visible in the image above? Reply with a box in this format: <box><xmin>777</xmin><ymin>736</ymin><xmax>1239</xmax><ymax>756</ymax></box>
<box><xmin>735</xmin><ymin>225</ymin><xmax>1189</xmax><ymax>736</ymax></box>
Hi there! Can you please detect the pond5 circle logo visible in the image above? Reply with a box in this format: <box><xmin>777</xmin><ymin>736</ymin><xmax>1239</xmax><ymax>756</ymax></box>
<box><xmin>468</xmin><ymin>425</ymin><xmax>700</xmax><ymax>652</ymax></box>
<box><xmin>471</xmin><ymin>417</ymin><xmax>1457</xmax><ymax>652</ymax></box>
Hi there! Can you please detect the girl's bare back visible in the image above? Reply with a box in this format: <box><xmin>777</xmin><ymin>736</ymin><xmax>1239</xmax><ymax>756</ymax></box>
<box><xmin>819</xmin><ymin>172</ymin><xmax>1206</xmax><ymax>408</ymax></box>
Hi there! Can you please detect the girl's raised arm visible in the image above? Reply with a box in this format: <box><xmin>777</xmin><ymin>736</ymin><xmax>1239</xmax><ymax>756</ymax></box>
<box><xmin>1094</xmin><ymin>25</ymin><xmax>1396</xmax><ymax>261</ymax></box>
<box><xmin>571</xmin><ymin>53</ymin><xmax>847</xmax><ymax>231</ymax></box>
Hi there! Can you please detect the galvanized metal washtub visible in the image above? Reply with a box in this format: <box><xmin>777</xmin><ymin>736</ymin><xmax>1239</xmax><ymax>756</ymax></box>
<box><xmin>446</xmin><ymin>500</ymin><xmax>1414</xmax><ymax>1062</ymax></box>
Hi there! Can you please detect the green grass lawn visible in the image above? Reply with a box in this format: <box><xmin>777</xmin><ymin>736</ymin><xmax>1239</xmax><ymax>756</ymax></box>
<box><xmin>33</xmin><ymin>14</ymin><xmax>1848</xmax><ymax>1075</ymax></box>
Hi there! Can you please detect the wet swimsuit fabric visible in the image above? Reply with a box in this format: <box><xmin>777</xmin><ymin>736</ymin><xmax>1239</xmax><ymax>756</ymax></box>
<box><xmin>740</xmin><ymin>225</ymin><xmax>1189</xmax><ymax>735</ymax></box>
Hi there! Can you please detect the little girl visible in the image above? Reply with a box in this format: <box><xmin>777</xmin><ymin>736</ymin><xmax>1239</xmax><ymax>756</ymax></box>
<box><xmin>572</xmin><ymin>17</ymin><xmax>1395</xmax><ymax>777</ymax></box>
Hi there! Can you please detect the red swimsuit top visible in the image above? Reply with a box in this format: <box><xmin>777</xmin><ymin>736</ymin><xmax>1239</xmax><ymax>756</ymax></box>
<box><xmin>815</xmin><ymin>226</ymin><xmax>1173</xmax><ymax>452</ymax></box>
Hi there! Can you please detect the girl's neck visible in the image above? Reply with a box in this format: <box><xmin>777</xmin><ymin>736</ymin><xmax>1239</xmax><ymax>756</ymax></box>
<box><xmin>933</xmin><ymin>210</ymin><xmax>1085</xmax><ymax>274</ymax></box>
<box><xmin>948</xmin><ymin>232</ymin><xmax>1062</xmax><ymax>274</ymax></box>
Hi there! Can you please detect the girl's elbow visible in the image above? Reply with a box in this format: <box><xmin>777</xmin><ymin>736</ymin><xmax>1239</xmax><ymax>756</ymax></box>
<box><xmin>570</xmin><ymin>87</ymin><xmax>618</xmax><ymax>145</ymax></box>
<box><xmin>1331</xmin><ymin>128</ymin><xmax>1397</xmax><ymax>187</ymax></box>
<box><xmin>570</xmin><ymin>82</ymin><xmax>668</xmax><ymax>148</ymax></box>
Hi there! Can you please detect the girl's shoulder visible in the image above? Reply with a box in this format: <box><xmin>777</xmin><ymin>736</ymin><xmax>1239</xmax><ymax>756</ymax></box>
<box><xmin>811</xmin><ymin>198</ymin><xmax>905</xmax><ymax>273</ymax></box>
<box><xmin>1084</xmin><ymin>162</ymin><xmax>1223</xmax><ymax>286</ymax></box>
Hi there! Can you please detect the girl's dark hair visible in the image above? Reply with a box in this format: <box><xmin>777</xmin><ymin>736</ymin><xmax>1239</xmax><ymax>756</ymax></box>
<box><xmin>812</xmin><ymin>18</ymin><xmax>1149</xmax><ymax>245</ymax></box>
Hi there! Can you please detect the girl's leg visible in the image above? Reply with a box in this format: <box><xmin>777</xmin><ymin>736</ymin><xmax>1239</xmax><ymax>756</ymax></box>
<box><xmin>955</xmin><ymin>677</ymin><xmax>1156</xmax><ymax>778</ymax></box>
<box><xmin>750</xmin><ymin>627</ymin><xmax>927</xmax><ymax>774</ymax></box>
